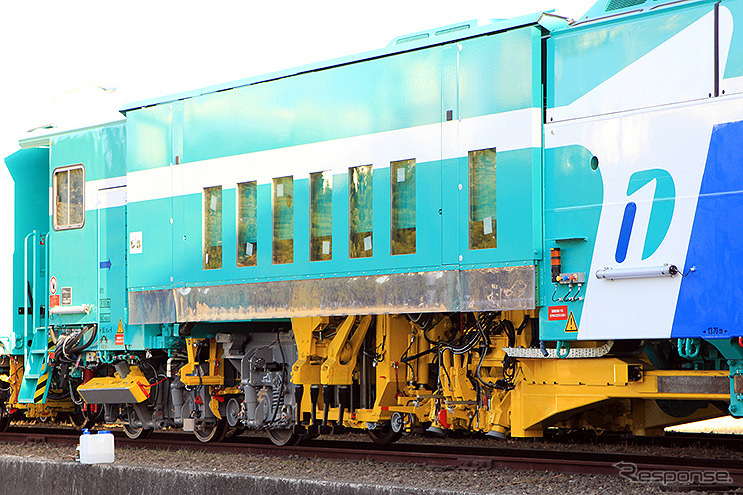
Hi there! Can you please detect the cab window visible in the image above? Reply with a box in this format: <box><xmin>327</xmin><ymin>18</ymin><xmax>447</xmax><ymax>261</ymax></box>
<box><xmin>53</xmin><ymin>164</ymin><xmax>85</xmax><ymax>230</ymax></box>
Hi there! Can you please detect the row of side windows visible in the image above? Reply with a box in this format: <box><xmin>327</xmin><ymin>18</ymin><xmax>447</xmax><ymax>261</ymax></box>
<box><xmin>202</xmin><ymin>149</ymin><xmax>496</xmax><ymax>269</ymax></box>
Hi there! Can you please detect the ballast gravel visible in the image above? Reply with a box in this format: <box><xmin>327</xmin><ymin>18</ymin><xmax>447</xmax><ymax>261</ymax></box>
<box><xmin>0</xmin><ymin>435</ymin><xmax>739</xmax><ymax>495</ymax></box>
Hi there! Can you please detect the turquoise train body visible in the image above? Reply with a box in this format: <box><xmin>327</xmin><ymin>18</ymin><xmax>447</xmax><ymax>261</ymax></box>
<box><xmin>6</xmin><ymin>0</ymin><xmax>743</xmax><ymax>440</ymax></box>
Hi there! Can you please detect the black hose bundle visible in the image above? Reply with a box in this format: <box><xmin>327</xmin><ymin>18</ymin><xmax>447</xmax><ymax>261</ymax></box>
<box><xmin>54</xmin><ymin>325</ymin><xmax>98</xmax><ymax>365</ymax></box>
<box><xmin>402</xmin><ymin>313</ymin><xmax>521</xmax><ymax>391</ymax></box>
<box><xmin>52</xmin><ymin>325</ymin><xmax>98</xmax><ymax>389</ymax></box>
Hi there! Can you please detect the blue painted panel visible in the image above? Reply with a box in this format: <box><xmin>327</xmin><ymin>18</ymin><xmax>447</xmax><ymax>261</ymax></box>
<box><xmin>128</xmin><ymin>198</ymin><xmax>173</xmax><ymax>288</ymax></box>
<box><xmin>128</xmin><ymin>26</ymin><xmax>540</xmax><ymax>293</ymax></box>
<box><xmin>48</xmin><ymin>125</ymin><xmax>127</xmax><ymax>327</ymax></box>
<box><xmin>6</xmin><ymin>148</ymin><xmax>49</xmax><ymax>355</ymax></box>
<box><xmin>458</xmin><ymin>27</ymin><xmax>539</xmax><ymax>117</ymax></box>
<box><xmin>126</xmin><ymin>105</ymin><xmax>172</xmax><ymax>173</ymax></box>
<box><xmin>182</xmin><ymin>48</ymin><xmax>442</xmax><ymax>164</ymax></box>
<box><xmin>672</xmin><ymin>119</ymin><xmax>743</xmax><ymax>338</ymax></box>
<box><xmin>170</xmin><ymin>159</ymin><xmax>445</xmax><ymax>287</ymax></box>
<box><xmin>51</xmin><ymin>124</ymin><xmax>126</xmax><ymax>180</ymax></box>
<box><xmin>540</xmin><ymin>145</ymin><xmax>603</xmax><ymax>341</ymax></box>
<box><xmin>547</xmin><ymin>5</ymin><xmax>708</xmax><ymax>109</ymax></box>
<box><xmin>458</xmin><ymin>148</ymin><xmax>538</xmax><ymax>266</ymax></box>
<box><xmin>95</xmin><ymin>201</ymin><xmax>127</xmax><ymax>351</ymax></box>
<box><xmin>122</xmin><ymin>15</ymin><xmax>547</xmax><ymax>112</ymax></box>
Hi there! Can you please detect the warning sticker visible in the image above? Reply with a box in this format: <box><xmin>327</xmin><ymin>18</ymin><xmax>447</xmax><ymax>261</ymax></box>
<box><xmin>565</xmin><ymin>311</ymin><xmax>578</xmax><ymax>332</ymax></box>
<box><xmin>129</xmin><ymin>231</ymin><xmax>143</xmax><ymax>254</ymax></box>
<box><xmin>548</xmin><ymin>305</ymin><xmax>568</xmax><ymax>321</ymax></box>
<box><xmin>60</xmin><ymin>287</ymin><xmax>72</xmax><ymax>305</ymax></box>
<box><xmin>115</xmin><ymin>319</ymin><xmax>124</xmax><ymax>345</ymax></box>
<box><xmin>49</xmin><ymin>295</ymin><xmax>60</xmax><ymax>307</ymax></box>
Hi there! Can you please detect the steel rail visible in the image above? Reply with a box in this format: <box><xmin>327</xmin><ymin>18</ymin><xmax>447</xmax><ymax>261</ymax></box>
<box><xmin>2</xmin><ymin>427</ymin><xmax>743</xmax><ymax>488</ymax></box>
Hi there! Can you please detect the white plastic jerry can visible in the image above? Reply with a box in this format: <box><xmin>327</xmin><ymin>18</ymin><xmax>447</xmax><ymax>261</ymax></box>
<box><xmin>78</xmin><ymin>429</ymin><xmax>115</xmax><ymax>464</ymax></box>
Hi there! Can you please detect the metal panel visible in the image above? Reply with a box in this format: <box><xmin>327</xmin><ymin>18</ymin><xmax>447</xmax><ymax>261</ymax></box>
<box><xmin>547</xmin><ymin>4</ymin><xmax>714</xmax><ymax>121</ymax></box>
<box><xmin>656</xmin><ymin>375</ymin><xmax>729</xmax><ymax>395</ymax></box>
<box><xmin>127</xmin><ymin>289</ymin><xmax>176</xmax><ymax>325</ymax></box>
<box><xmin>128</xmin><ymin>266</ymin><xmax>534</xmax><ymax>324</ymax></box>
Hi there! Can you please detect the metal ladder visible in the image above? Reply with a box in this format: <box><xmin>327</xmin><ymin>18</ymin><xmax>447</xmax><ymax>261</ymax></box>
<box><xmin>18</xmin><ymin>230</ymin><xmax>51</xmax><ymax>404</ymax></box>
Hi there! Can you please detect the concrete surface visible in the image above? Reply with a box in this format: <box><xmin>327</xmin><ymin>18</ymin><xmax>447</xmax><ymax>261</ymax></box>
<box><xmin>0</xmin><ymin>455</ymin><xmax>460</xmax><ymax>495</ymax></box>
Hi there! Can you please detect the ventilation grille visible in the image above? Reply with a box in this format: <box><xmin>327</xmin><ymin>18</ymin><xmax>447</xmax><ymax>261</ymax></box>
<box><xmin>605</xmin><ymin>0</ymin><xmax>647</xmax><ymax>11</ymax></box>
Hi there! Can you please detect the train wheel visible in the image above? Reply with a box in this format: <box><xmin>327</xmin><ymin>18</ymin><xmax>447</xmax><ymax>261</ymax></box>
<box><xmin>267</xmin><ymin>428</ymin><xmax>300</xmax><ymax>446</ymax></box>
<box><xmin>367</xmin><ymin>424</ymin><xmax>402</xmax><ymax>445</ymax></box>
<box><xmin>69</xmin><ymin>410</ymin><xmax>95</xmax><ymax>430</ymax></box>
<box><xmin>194</xmin><ymin>419</ymin><xmax>228</xmax><ymax>443</ymax></box>
<box><xmin>123</xmin><ymin>424</ymin><xmax>154</xmax><ymax>440</ymax></box>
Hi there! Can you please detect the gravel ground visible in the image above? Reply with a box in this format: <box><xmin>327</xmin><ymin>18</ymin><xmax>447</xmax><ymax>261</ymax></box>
<box><xmin>0</xmin><ymin>434</ymin><xmax>739</xmax><ymax>495</ymax></box>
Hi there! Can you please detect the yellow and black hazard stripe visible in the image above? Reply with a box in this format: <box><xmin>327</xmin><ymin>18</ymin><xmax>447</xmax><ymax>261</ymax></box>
<box><xmin>33</xmin><ymin>361</ymin><xmax>49</xmax><ymax>403</ymax></box>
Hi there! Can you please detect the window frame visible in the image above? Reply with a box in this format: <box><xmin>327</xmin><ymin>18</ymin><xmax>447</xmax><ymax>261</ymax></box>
<box><xmin>203</xmin><ymin>185</ymin><xmax>223</xmax><ymax>270</ymax></box>
<box><xmin>348</xmin><ymin>164</ymin><xmax>374</xmax><ymax>259</ymax></box>
<box><xmin>52</xmin><ymin>163</ymin><xmax>86</xmax><ymax>231</ymax></box>
<box><xmin>272</xmin><ymin>175</ymin><xmax>295</xmax><ymax>265</ymax></box>
<box><xmin>390</xmin><ymin>158</ymin><xmax>416</xmax><ymax>255</ymax></box>
<box><xmin>236</xmin><ymin>181</ymin><xmax>258</xmax><ymax>267</ymax></box>
<box><xmin>309</xmin><ymin>170</ymin><xmax>333</xmax><ymax>262</ymax></box>
<box><xmin>468</xmin><ymin>148</ymin><xmax>497</xmax><ymax>250</ymax></box>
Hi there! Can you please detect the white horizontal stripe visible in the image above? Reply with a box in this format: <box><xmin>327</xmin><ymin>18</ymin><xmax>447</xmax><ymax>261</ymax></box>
<box><xmin>85</xmin><ymin>176</ymin><xmax>127</xmax><ymax>211</ymax></box>
<box><xmin>49</xmin><ymin>176</ymin><xmax>128</xmax><ymax>215</ymax></box>
<box><xmin>96</xmin><ymin>186</ymin><xmax>127</xmax><ymax>209</ymax></box>
<box><xmin>128</xmin><ymin>109</ymin><xmax>540</xmax><ymax>203</ymax></box>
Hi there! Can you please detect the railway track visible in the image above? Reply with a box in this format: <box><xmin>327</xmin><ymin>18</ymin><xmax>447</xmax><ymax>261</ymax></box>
<box><xmin>2</xmin><ymin>427</ymin><xmax>742</xmax><ymax>489</ymax></box>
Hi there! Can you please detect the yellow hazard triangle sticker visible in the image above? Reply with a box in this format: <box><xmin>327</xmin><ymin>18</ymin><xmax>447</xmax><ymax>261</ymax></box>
<box><xmin>115</xmin><ymin>319</ymin><xmax>125</xmax><ymax>346</ymax></box>
<box><xmin>565</xmin><ymin>311</ymin><xmax>578</xmax><ymax>332</ymax></box>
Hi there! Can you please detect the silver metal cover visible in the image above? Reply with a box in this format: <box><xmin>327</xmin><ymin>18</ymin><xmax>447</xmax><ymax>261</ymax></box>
<box><xmin>656</xmin><ymin>375</ymin><xmax>729</xmax><ymax>395</ymax></box>
<box><xmin>128</xmin><ymin>266</ymin><xmax>535</xmax><ymax>324</ymax></box>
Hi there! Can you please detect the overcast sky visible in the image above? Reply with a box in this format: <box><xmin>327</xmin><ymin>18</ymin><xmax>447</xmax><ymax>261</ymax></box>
<box><xmin>0</xmin><ymin>0</ymin><xmax>596</xmax><ymax>333</ymax></box>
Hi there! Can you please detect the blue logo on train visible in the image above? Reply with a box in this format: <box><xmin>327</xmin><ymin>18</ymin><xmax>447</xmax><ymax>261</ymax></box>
<box><xmin>615</xmin><ymin>169</ymin><xmax>675</xmax><ymax>263</ymax></box>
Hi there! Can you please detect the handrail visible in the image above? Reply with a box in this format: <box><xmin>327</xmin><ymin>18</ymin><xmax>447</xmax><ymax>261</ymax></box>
<box><xmin>42</xmin><ymin>233</ymin><xmax>49</xmax><ymax>330</ymax></box>
<box><xmin>32</xmin><ymin>231</ymin><xmax>37</xmax><ymax>338</ymax></box>
<box><xmin>23</xmin><ymin>230</ymin><xmax>36</xmax><ymax>360</ymax></box>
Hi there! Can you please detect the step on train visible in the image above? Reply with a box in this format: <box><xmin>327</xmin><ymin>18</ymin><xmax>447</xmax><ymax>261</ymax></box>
<box><xmin>4</xmin><ymin>0</ymin><xmax>743</xmax><ymax>445</ymax></box>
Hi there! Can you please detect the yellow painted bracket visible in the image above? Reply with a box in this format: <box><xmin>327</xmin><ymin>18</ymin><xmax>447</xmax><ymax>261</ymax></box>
<box><xmin>291</xmin><ymin>317</ymin><xmax>327</xmax><ymax>385</ymax></box>
<box><xmin>78</xmin><ymin>366</ymin><xmax>150</xmax><ymax>404</ymax></box>
<box><xmin>178</xmin><ymin>338</ymin><xmax>225</xmax><ymax>419</ymax></box>
<box><xmin>179</xmin><ymin>338</ymin><xmax>224</xmax><ymax>387</ymax></box>
<box><xmin>321</xmin><ymin>315</ymin><xmax>372</xmax><ymax>385</ymax></box>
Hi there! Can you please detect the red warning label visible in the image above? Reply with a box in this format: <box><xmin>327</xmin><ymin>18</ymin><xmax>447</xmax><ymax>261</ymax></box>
<box><xmin>548</xmin><ymin>305</ymin><xmax>568</xmax><ymax>321</ymax></box>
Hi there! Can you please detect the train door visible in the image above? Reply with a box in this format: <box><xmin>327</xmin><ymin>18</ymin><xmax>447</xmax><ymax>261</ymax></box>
<box><xmin>443</xmin><ymin>28</ymin><xmax>543</xmax><ymax>269</ymax></box>
<box><xmin>97</xmin><ymin>186</ymin><xmax>127</xmax><ymax>350</ymax></box>
<box><xmin>440</xmin><ymin>43</ymin><xmax>462</xmax><ymax>267</ymax></box>
<box><xmin>170</xmin><ymin>102</ymin><xmax>185</xmax><ymax>289</ymax></box>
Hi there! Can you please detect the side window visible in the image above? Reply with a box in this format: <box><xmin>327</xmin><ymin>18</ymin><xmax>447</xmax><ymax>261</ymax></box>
<box><xmin>272</xmin><ymin>176</ymin><xmax>294</xmax><ymax>264</ymax></box>
<box><xmin>349</xmin><ymin>165</ymin><xmax>373</xmax><ymax>258</ymax></box>
<box><xmin>390</xmin><ymin>158</ymin><xmax>416</xmax><ymax>255</ymax></box>
<box><xmin>53</xmin><ymin>164</ymin><xmax>85</xmax><ymax>230</ymax></box>
<box><xmin>236</xmin><ymin>181</ymin><xmax>257</xmax><ymax>267</ymax></box>
<box><xmin>310</xmin><ymin>171</ymin><xmax>332</xmax><ymax>261</ymax></box>
<box><xmin>203</xmin><ymin>186</ymin><xmax>223</xmax><ymax>269</ymax></box>
<box><xmin>468</xmin><ymin>148</ymin><xmax>497</xmax><ymax>250</ymax></box>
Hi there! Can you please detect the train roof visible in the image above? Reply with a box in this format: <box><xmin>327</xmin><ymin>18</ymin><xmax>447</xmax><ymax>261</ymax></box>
<box><xmin>120</xmin><ymin>0</ymin><xmax>709</xmax><ymax>113</ymax></box>
<box><xmin>120</xmin><ymin>12</ymin><xmax>568</xmax><ymax>113</ymax></box>
<box><xmin>19</xmin><ymin>0</ymin><xmax>710</xmax><ymax>148</ymax></box>
<box><xmin>575</xmin><ymin>0</ymin><xmax>708</xmax><ymax>26</ymax></box>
